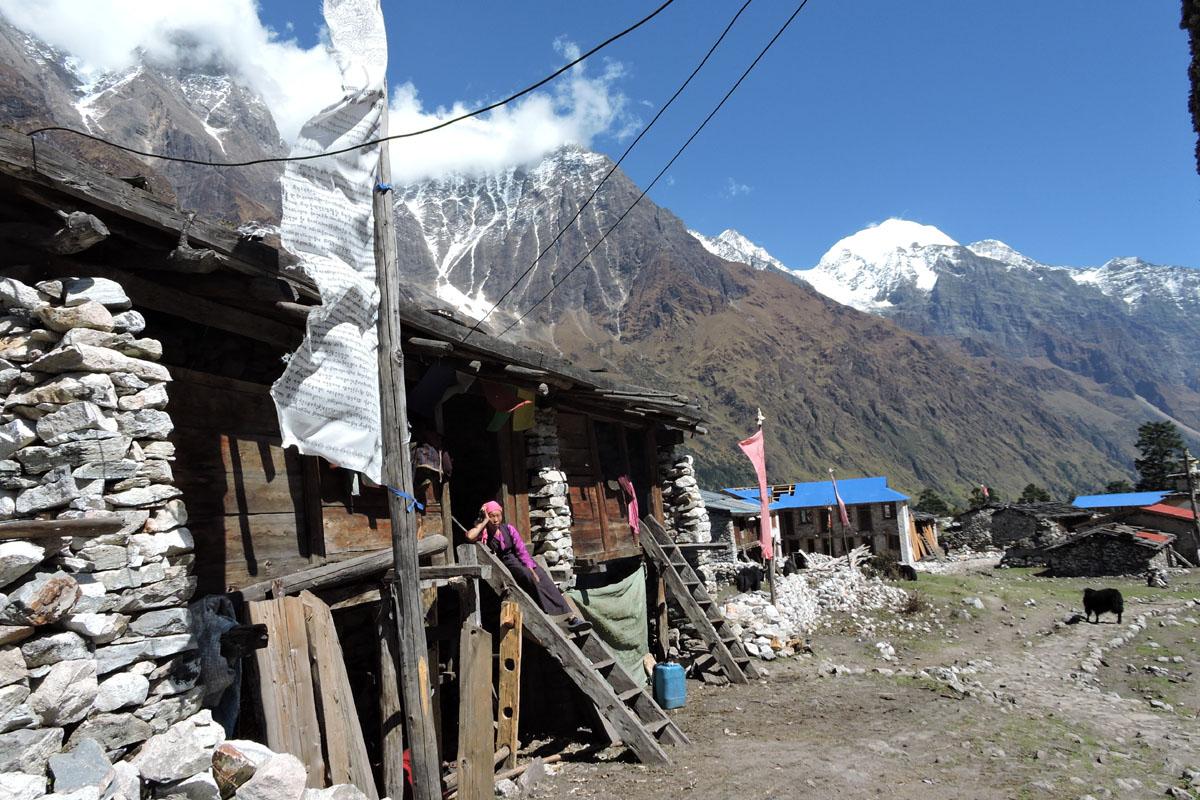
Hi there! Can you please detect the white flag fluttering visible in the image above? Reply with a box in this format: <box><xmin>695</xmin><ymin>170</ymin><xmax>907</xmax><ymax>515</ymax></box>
<box><xmin>270</xmin><ymin>0</ymin><xmax>388</xmax><ymax>481</ymax></box>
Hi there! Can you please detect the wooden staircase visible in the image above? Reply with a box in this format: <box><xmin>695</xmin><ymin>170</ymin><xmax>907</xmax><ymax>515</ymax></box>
<box><xmin>469</xmin><ymin>545</ymin><xmax>688</xmax><ymax>765</ymax></box>
<box><xmin>641</xmin><ymin>517</ymin><xmax>759</xmax><ymax>684</ymax></box>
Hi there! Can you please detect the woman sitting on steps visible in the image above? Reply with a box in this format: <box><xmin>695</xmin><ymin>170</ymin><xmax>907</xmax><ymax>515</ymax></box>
<box><xmin>466</xmin><ymin>501</ymin><xmax>590</xmax><ymax>632</ymax></box>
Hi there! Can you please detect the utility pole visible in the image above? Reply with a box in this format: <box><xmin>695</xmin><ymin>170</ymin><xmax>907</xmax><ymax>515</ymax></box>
<box><xmin>372</xmin><ymin>107</ymin><xmax>442</xmax><ymax>800</ymax></box>
<box><xmin>1185</xmin><ymin>449</ymin><xmax>1200</xmax><ymax>564</ymax></box>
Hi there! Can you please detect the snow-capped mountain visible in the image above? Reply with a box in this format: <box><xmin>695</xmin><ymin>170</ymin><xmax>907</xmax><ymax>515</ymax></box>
<box><xmin>693</xmin><ymin>218</ymin><xmax>1200</xmax><ymax>432</ymax></box>
<box><xmin>0</xmin><ymin>16</ymin><xmax>285</xmax><ymax>223</ymax></box>
<box><xmin>690</xmin><ymin>228</ymin><xmax>790</xmax><ymax>274</ymax></box>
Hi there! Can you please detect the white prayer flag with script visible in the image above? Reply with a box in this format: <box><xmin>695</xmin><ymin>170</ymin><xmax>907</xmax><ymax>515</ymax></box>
<box><xmin>271</xmin><ymin>0</ymin><xmax>388</xmax><ymax>481</ymax></box>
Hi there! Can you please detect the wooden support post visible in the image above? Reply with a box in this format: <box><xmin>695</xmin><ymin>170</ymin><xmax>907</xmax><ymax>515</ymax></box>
<box><xmin>300</xmin><ymin>592</ymin><xmax>378</xmax><ymax>798</ymax></box>
<box><xmin>456</xmin><ymin>624</ymin><xmax>494</xmax><ymax>800</ymax></box>
<box><xmin>654</xmin><ymin>570</ymin><xmax>669</xmax><ymax>662</ymax></box>
<box><xmin>377</xmin><ymin>583</ymin><xmax>406</xmax><ymax>800</ymax></box>
<box><xmin>372</xmin><ymin>106</ymin><xmax>442</xmax><ymax>800</ymax></box>
<box><xmin>496</xmin><ymin>599</ymin><xmax>523</xmax><ymax>770</ymax></box>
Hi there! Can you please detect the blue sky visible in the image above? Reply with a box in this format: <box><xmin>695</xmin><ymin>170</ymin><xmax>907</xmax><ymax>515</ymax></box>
<box><xmin>210</xmin><ymin>2</ymin><xmax>1200</xmax><ymax>268</ymax></box>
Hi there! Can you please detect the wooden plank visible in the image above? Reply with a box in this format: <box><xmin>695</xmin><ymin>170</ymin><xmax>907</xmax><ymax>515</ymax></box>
<box><xmin>378</xmin><ymin>583</ymin><xmax>406</xmax><ymax>800</ymax></box>
<box><xmin>373</xmin><ymin>111</ymin><xmax>443</xmax><ymax>800</ymax></box>
<box><xmin>496</xmin><ymin>599</ymin><xmax>522</xmax><ymax>770</ymax></box>
<box><xmin>300</xmin><ymin>592</ymin><xmax>378</xmax><ymax>798</ymax></box>
<box><xmin>0</xmin><ymin>517</ymin><xmax>124</xmax><ymax>540</ymax></box>
<box><xmin>455</xmin><ymin>623</ymin><xmax>494</xmax><ymax>800</ymax></box>
<box><xmin>237</xmin><ymin>535</ymin><xmax>449</xmax><ymax>601</ymax></box>
<box><xmin>246</xmin><ymin>596</ymin><xmax>326</xmax><ymax>787</ymax></box>
<box><xmin>418</xmin><ymin>565</ymin><xmax>490</xmax><ymax>580</ymax></box>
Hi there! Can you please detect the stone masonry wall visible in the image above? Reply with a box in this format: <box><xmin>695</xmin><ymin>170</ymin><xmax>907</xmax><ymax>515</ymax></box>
<box><xmin>657</xmin><ymin>445</ymin><xmax>710</xmax><ymax>543</ymax></box>
<box><xmin>1048</xmin><ymin>536</ymin><xmax>1166</xmax><ymax>577</ymax></box>
<box><xmin>525</xmin><ymin>406</ymin><xmax>573</xmax><ymax>579</ymax></box>
<box><xmin>0</xmin><ymin>276</ymin><xmax>208</xmax><ymax>793</ymax></box>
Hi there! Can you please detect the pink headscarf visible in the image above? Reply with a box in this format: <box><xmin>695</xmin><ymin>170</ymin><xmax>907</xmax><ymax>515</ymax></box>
<box><xmin>482</xmin><ymin>500</ymin><xmax>503</xmax><ymax>515</ymax></box>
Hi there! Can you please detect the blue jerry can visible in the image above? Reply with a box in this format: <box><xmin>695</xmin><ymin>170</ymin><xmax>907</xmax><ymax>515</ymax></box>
<box><xmin>653</xmin><ymin>662</ymin><xmax>686</xmax><ymax>710</ymax></box>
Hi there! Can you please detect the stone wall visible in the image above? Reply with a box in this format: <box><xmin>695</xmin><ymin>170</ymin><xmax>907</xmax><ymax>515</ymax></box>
<box><xmin>0</xmin><ymin>276</ymin><xmax>211</xmax><ymax>793</ymax></box>
<box><xmin>1047</xmin><ymin>536</ymin><xmax>1167</xmax><ymax>577</ymax></box>
<box><xmin>525</xmin><ymin>406</ymin><xmax>573</xmax><ymax>579</ymax></box>
<box><xmin>657</xmin><ymin>446</ymin><xmax>710</xmax><ymax>543</ymax></box>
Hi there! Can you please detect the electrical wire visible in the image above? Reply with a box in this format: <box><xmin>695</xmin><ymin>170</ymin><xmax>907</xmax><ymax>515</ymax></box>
<box><xmin>494</xmin><ymin>0</ymin><xmax>811</xmax><ymax>339</ymax></box>
<box><xmin>460</xmin><ymin>0</ymin><xmax>756</xmax><ymax>342</ymax></box>
<box><xmin>24</xmin><ymin>0</ymin><xmax>678</xmax><ymax>168</ymax></box>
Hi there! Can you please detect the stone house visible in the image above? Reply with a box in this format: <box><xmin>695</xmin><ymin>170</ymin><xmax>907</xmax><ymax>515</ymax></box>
<box><xmin>697</xmin><ymin>489</ymin><xmax>758</xmax><ymax>562</ymax></box>
<box><xmin>724</xmin><ymin>476</ymin><xmax>911</xmax><ymax>559</ymax></box>
<box><xmin>941</xmin><ymin>504</ymin><xmax>1002</xmax><ymax>551</ymax></box>
<box><xmin>992</xmin><ymin>503</ymin><xmax>1095</xmax><ymax>567</ymax></box>
<box><xmin>1044</xmin><ymin>524</ymin><xmax>1173</xmax><ymax>577</ymax></box>
<box><xmin>0</xmin><ymin>129</ymin><xmax>709</xmax><ymax>792</ymax></box>
<box><xmin>1107</xmin><ymin>503</ymin><xmax>1199</xmax><ymax>565</ymax></box>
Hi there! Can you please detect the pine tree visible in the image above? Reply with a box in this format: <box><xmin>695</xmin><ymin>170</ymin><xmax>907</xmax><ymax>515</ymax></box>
<box><xmin>914</xmin><ymin>488</ymin><xmax>952</xmax><ymax>516</ymax></box>
<box><xmin>1104</xmin><ymin>479</ymin><xmax>1134</xmax><ymax>494</ymax></box>
<box><xmin>1018</xmin><ymin>483</ymin><xmax>1051</xmax><ymax>503</ymax></box>
<box><xmin>1134</xmin><ymin>421</ymin><xmax>1185</xmax><ymax>491</ymax></box>
<box><xmin>967</xmin><ymin>485</ymin><xmax>1000</xmax><ymax>509</ymax></box>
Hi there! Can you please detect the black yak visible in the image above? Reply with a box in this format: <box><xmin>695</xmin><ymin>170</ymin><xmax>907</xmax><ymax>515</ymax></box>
<box><xmin>1082</xmin><ymin>588</ymin><xmax>1123</xmax><ymax>624</ymax></box>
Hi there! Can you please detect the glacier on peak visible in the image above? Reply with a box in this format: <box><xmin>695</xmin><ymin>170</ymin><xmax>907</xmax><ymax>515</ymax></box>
<box><xmin>689</xmin><ymin>228</ymin><xmax>791</xmax><ymax>274</ymax></box>
<box><xmin>817</xmin><ymin>218</ymin><xmax>958</xmax><ymax>267</ymax></box>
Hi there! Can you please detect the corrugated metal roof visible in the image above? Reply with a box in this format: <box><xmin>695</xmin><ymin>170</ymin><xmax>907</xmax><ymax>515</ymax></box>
<box><xmin>1138</xmin><ymin>503</ymin><xmax>1196</xmax><ymax>521</ymax></box>
<box><xmin>725</xmin><ymin>476</ymin><xmax>908</xmax><ymax>510</ymax></box>
<box><xmin>700</xmin><ymin>489</ymin><xmax>759</xmax><ymax>516</ymax></box>
<box><xmin>1072</xmin><ymin>490</ymin><xmax>1170</xmax><ymax>509</ymax></box>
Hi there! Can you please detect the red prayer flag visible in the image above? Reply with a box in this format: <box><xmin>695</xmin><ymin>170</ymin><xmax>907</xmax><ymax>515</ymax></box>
<box><xmin>830</xmin><ymin>471</ymin><xmax>851</xmax><ymax>529</ymax></box>
<box><xmin>738</xmin><ymin>429</ymin><xmax>773</xmax><ymax>560</ymax></box>
<box><xmin>980</xmin><ymin>484</ymin><xmax>990</xmax><ymax>500</ymax></box>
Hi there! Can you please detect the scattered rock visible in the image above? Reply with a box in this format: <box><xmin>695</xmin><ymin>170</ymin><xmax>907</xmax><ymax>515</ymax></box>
<box><xmin>94</xmin><ymin>672</ymin><xmax>150</xmax><ymax>712</ymax></box>
<box><xmin>0</xmin><ymin>542</ymin><xmax>45</xmax><ymax>590</ymax></box>
<box><xmin>0</xmin><ymin>726</ymin><xmax>64</xmax><ymax>773</ymax></box>
<box><xmin>66</xmin><ymin>712</ymin><xmax>152</xmax><ymax>753</ymax></box>
<box><xmin>235</xmin><ymin>753</ymin><xmax>307</xmax><ymax>800</ymax></box>
<box><xmin>132</xmin><ymin>710</ymin><xmax>224</xmax><ymax>783</ymax></box>
<box><xmin>212</xmin><ymin>739</ymin><xmax>274</xmax><ymax>797</ymax></box>
<box><xmin>37</xmin><ymin>301</ymin><xmax>115</xmax><ymax>334</ymax></box>
<box><xmin>0</xmin><ymin>772</ymin><xmax>46</xmax><ymax>800</ymax></box>
<box><xmin>60</xmin><ymin>279</ymin><xmax>131</xmax><ymax>311</ymax></box>
<box><xmin>3</xmin><ymin>571</ymin><xmax>80</xmax><ymax>626</ymax></box>
<box><xmin>28</xmin><ymin>344</ymin><xmax>170</xmax><ymax>383</ymax></box>
<box><xmin>28</xmin><ymin>659</ymin><xmax>97</xmax><ymax>726</ymax></box>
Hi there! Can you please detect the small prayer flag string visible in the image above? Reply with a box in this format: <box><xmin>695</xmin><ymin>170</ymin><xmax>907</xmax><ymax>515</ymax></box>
<box><xmin>388</xmin><ymin>486</ymin><xmax>424</xmax><ymax>512</ymax></box>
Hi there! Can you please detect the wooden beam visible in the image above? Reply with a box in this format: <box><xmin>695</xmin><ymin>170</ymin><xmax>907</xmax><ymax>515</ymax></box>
<box><xmin>0</xmin><ymin>129</ymin><xmax>283</xmax><ymax>281</ymax></box>
<box><xmin>455</xmin><ymin>623</ymin><xmax>494</xmax><ymax>800</ymax></box>
<box><xmin>407</xmin><ymin>337</ymin><xmax>455</xmax><ymax>355</ymax></box>
<box><xmin>373</xmin><ymin>110</ymin><xmax>443</xmax><ymax>800</ymax></box>
<box><xmin>237</xmin><ymin>535</ymin><xmax>448</xmax><ymax>601</ymax></box>
<box><xmin>378</xmin><ymin>583</ymin><xmax>406</xmax><ymax>800</ymax></box>
<box><xmin>495</xmin><ymin>599</ymin><xmax>522</xmax><ymax>771</ymax></box>
<box><xmin>0</xmin><ymin>517</ymin><xmax>124</xmax><ymax>540</ymax></box>
<box><xmin>418</xmin><ymin>565</ymin><xmax>490</xmax><ymax>581</ymax></box>
<box><xmin>48</xmin><ymin>210</ymin><xmax>109</xmax><ymax>254</ymax></box>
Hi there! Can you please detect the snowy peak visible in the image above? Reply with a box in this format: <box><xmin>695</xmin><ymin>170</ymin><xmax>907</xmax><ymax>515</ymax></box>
<box><xmin>689</xmin><ymin>228</ymin><xmax>791</xmax><ymax>273</ymax></box>
<box><xmin>818</xmin><ymin>219</ymin><xmax>958</xmax><ymax>266</ymax></box>
<box><xmin>965</xmin><ymin>239</ymin><xmax>1046</xmax><ymax>271</ymax></box>
<box><xmin>1073</xmin><ymin>256</ymin><xmax>1200</xmax><ymax>309</ymax></box>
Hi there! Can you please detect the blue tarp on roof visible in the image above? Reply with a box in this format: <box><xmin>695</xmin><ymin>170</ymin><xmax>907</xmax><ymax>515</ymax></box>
<box><xmin>1072</xmin><ymin>490</ymin><xmax>1170</xmax><ymax>509</ymax></box>
<box><xmin>724</xmin><ymin>476</ymin><xmax>908</xmax><ymax>511</ymax></box>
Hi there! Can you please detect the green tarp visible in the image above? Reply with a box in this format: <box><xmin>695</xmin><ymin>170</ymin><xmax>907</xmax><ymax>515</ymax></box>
<box><xmin>567</xmin><ymin>565</ymin><xmax>649</xmax><ymax>687</ymax></box>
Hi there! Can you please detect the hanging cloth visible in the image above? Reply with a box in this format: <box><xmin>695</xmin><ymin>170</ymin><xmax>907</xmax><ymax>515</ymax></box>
<box><xmin>617</xmin><ymin>475</ymin><xmax>639</xmax><ymax>542</ymax></box>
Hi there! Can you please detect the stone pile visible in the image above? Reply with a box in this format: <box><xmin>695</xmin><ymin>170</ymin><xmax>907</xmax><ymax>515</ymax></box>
<box><xmin>721</xmin><ymin>566</ymin><xmax>910</xmax><ymax>660</ymax></box>
<box><xmin>524</xmin><ymin>407</ymin><xmax>574</xmax><ymax>577</ymax></box>
<box><xmin>0</xmin><ymin>276</ymin><xmax>210</xmax><ymax>789</ymax></box>
<box><xmin>657</xmin><ymin>448</ymin><xmax>710</xmax><ymax>544</ymax></box>
<box><xmin>0</xmin><ymin>707</ymin><xmax>375</xmax><ymax>799</ymax></box>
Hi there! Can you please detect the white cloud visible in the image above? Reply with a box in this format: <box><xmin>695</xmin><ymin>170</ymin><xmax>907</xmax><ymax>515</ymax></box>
<box><xmin>722</xmin><ymin>177</ymin><xmax>752</xmax><ymax>198</ymax></box>
<box><xmin>0</xmin><ymin>1</ymin><xmax>633</xmax><ymax>178</ymax></box>
<box><xmin>0</xmin><ymin>0</ymin><xmax>343</xmax><ymax>141</ymax></box>
<box><xmin>387</xmin><ymin>44</ymin><xmax>630</xmax><ymax>184</ymax></box>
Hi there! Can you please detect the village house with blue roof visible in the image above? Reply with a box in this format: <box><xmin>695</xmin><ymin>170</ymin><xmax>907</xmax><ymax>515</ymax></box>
<box><xmin>723</xmin><ymin>476</ymin><xmax>913</xmax><ymax>560</ymax></box>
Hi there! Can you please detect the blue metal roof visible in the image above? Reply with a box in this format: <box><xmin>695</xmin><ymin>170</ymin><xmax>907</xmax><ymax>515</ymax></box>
<box><xmin>1072</xmin><ymin>490</ymin><xmax>1170</xmax><ymax>509</ymax></box>
<box><xmin>723</xmin><ymin>476</ymin><xmax>908</xmax><ymax>511</ymax></box>
<box><xmin>699</xmin><ymin>489</ymin><xmax>759</xmax><ymax>516</ymax></box>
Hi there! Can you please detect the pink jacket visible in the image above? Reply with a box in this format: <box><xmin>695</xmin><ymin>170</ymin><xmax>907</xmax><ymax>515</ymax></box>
<box><xmin>479</xmin><ymin>523</ymin><xmax>538</xmax><ymax>572</ymax></box>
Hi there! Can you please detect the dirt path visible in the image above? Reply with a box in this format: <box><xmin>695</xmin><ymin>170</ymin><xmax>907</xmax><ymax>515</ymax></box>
<box><xmin>526</xmin><ymin>568</ymin><xmax>1200</xmax><ymax>800</ymax></box>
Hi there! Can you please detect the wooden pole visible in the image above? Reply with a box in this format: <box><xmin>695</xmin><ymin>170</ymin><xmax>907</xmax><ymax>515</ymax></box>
<box><xmin>757</xmin><ymin>408</ymin><xmax>776</xmax><ymax>606</ymax></box>
<box><xmin>495</xmin><ymin>599</ymin><xmax>523</xmax><ymax>770</ymax></box>
<box><xmin>372</xmin><ymin>103</ymin><xmax>442</xmax><ymax>800</ymax></box>
<box><xmin>1185</xmin><ymin>449</ymin><xmax>1200</xmax><ymax>564</ymax></box>
<box><xmin>377</xmin><ymin>583</ymin><xmax>405</xmax><ymax>800</ymax></box>
<box><xmin>456</xmin><ymin>623</ymin><xmax>494</xmax><ymax>800</ymax></box>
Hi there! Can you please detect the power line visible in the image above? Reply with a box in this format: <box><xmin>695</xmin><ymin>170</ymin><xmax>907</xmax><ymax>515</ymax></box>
<box><xmin>24</xmin><ymin>0</ymin><xmax>678</xmax><ymax>168</ymax></box>
<box><xmin>494</xmin><ymin>0</ymin><xmax>811</xmax><ymax>339</ymax></box>
<box><xmin>461</xmin><ymin>0</ymin><xmax>756</xmax><ymax>342</ymax></box>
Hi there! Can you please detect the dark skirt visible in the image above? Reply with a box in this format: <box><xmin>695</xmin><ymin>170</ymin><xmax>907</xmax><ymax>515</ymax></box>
<box><xmin>498</xmin><ymin>552</ymin><xmax>572</xmax><ymax>616</ymax></box>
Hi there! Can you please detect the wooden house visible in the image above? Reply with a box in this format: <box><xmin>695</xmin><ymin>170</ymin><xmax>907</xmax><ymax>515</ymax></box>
<box><xmin>0</xmin><ymin>129</ymin><xmax>720</xmax><ymax>791</ymax></box>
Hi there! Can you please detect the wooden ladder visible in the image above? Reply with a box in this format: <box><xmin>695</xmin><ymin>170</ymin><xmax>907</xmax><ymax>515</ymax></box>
<box><xmin>467</xmin><ymin>545</ymin><xmax>688</xmax><ymax>765</ymax></box>
<box><xmin>641</xmin><ymin>517</ymin><xmax>759</xmax><ymax>684</ymax></box>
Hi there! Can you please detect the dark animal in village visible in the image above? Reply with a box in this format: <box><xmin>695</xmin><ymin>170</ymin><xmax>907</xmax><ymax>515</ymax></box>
<box><xmin>1082</xmin><ymin>588</ymin><xmax>1123</xmax><ymax>624</ymax></box>
<box><xmin>898</xmin><ymin>564</ymin><xmax>918</xmax><ymax>582</ymax></box>
<box><xmin>736</xmin><ymin>565</ymin><xmax>764</xmax><ymax>593</ymax></box>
